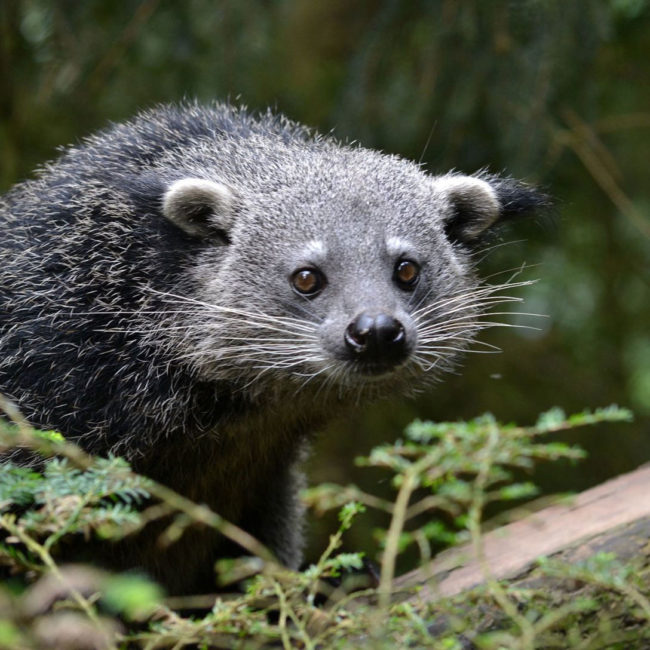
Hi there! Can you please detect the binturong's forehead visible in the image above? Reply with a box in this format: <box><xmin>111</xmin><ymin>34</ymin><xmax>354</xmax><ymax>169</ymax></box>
<box><xmin>238</xmin><ymin>146</ymin><xmax>449</xmax><ymax>253</ymax></box>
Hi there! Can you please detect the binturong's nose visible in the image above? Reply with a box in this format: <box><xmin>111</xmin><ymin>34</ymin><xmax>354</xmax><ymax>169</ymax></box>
<box><xmin>344</xmin><ymin>312</ymin><xmax>407</xmax><ymax>369</ymax></box>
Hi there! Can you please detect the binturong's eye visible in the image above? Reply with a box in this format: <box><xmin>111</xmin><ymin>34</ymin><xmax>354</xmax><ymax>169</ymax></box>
<box><xmin>394</xmin><ymin>259</ymin><xmax>420</xmax><ymax>290</ymax></box>
<box><xmin>291</xmin><ymin>268</ymin><xmax>326</xmax><ymax>297</ymax></box>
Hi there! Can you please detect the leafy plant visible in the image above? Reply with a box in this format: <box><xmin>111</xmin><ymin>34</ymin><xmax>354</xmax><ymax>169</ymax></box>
<box><xmin>0</xmin><ymin>404</ymin><xmax>646</xmax><ymax>649</ymax></box>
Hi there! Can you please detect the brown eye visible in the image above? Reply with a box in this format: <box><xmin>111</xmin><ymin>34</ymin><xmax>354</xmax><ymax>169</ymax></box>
<box><xmin>291</xmin><ymin>268</ymin><xmax>325</xmax><ymax>296</ymax></box>
<box><xmin>394</xmin><ymin>259</ymin><xmax>420</xmax><ymax>289</ymax></box>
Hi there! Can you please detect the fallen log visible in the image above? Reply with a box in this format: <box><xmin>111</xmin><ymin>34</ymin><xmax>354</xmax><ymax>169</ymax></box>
<box><xmin>396</xmin><ymin>463</ymin><xmax>650</xmax><ymax>601</ymax></box>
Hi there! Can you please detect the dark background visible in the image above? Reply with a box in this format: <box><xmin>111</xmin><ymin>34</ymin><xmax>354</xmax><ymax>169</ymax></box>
<box><xmin>1</xmin><ymin>0</ymin><xmax>649</xmax><ymax>566</ymax></box>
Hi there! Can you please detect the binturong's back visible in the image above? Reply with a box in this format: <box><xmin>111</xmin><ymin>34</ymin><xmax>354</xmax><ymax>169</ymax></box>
<box><xmin>0</xmin><ymin>102</ymin><xmax>548</xmax><ymax>593</ymax></box>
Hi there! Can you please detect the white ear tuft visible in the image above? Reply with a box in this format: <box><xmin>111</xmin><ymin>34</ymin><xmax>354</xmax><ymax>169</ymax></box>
<box><xmin>162</xmin><ymin>178</ymin><xmax>236</xmax><ymax>238</ymax></box>
<box><xmin>434</xmin><ymin>174</ymin><xmax>501</xmax><ymax>241</ymax></box>
<box><xmin>432</xmin><ymin>173</ymin><xmax>549</xmax><ymax>244</ymax></box>
<box><xmin>433</xmin><ymin>175</ymin><xmax>501</xmax><ymax>241</ymax></box>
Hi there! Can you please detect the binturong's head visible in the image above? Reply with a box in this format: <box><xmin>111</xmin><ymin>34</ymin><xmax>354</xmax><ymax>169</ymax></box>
<box><xmin>159</xmin><ymin>144</ymin><xmax>547</xmax><ymax>402</ymax></box>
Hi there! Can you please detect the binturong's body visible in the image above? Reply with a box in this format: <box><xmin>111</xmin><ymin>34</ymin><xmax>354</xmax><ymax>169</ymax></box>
<box><xmin>0</xmin><ymin>103</ymin><xmax>546</xmax><ymax>593</ymax></box>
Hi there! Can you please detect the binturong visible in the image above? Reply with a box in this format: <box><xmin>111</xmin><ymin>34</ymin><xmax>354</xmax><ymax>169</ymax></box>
<box><xmin>0</xmin><ymin>103</ymin><xmax>548</xmax><ymax>594</ymax></box>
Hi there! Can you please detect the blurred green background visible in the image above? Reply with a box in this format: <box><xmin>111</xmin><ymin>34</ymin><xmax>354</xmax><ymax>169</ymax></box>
<box><xmin>1</xmin><ymin>0</ymin><xmax>649</xmax><ymax>566</ymax></box>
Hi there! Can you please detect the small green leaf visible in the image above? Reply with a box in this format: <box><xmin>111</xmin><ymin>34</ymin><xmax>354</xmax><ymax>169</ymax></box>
<box><xmin>535</xmin><ymin>407</ymin><xmax>567</xmax><ymax>431</ymax></box>
<box><xmin>35</xmin><ymin>430</ymin><xmax>65</xmax><ymax>443</ymax></box>
<box><xmin>497</xmin><ymin>482</ymin><xmax>539</xmax><ymax>501</ymax></box>
<box><xmin>329</xmin><ymin>552</ymin><xmax>364</xmax><ymax>572</ymax></box>
<box><xmin>0</xmin><ymin>620</ymin><xmax>22</xmax><ymax>647</ymax></box>
<box><xmin>338</xmin><ymin>501</ymin><xmax>365</xmax><ymax>527</ymax></box>
<box><xmin>101</xmin><ymin>574</ymin><xmax>164</xmax><ymax>620</ymax></box>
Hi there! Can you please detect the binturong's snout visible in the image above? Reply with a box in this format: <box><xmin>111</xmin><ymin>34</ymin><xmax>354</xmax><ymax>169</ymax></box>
<box><xmin>344</xmin><ymin>312</ymin><xmax>408</xmax><ymax>373</ymax></box>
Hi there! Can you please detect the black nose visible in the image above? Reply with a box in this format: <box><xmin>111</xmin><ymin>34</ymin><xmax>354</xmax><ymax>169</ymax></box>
<box><xmin>344</xmin><ymin>312</ymin><xmax>407</xmax><ymax>366</ymax></box>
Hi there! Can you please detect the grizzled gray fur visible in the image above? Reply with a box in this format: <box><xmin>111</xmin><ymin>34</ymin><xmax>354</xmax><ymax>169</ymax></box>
<box><xmin>0</xmin><ymin>103</ymin><xmax>546</xmax><ymax>594</ymax></box>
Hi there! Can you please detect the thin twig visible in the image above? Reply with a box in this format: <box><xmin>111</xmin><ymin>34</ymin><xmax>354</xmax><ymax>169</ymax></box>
<box><xmin>560</xmin><ymin>108</ymin><xmax>650</xmax><ymax>238</ymax></box>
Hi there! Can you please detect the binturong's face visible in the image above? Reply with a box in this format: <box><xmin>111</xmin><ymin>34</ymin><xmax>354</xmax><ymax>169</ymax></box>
<box><xmin>160</xmin><ymin>148</ymin><xmax>545</xmax><ymax>401</ymax></box>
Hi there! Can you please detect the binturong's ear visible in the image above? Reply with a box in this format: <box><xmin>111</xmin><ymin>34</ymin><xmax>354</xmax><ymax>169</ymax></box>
<box><xmin>432</xmin><ymin>173</ymin><xmax>549</xmax><ymax>246</ymax></box>
<box><xmin>162</xmin><ymin>178</ymin><xmax>237</xmax><ymax>240</ymax></box>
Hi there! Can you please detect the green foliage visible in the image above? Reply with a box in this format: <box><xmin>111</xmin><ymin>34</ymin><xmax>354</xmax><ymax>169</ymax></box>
<box><xmin>328</xmin><ymin>408</ymin><xmax>631</xmax><ymax>574</ymax></box>
<box><xmin>0</xmin><ymin>406</ymin><xmax>644</xmax><ymax>647</ymax></box>
<box><xmin>0</xmin><ymin>620</ymin><xmax>21</xmax><ymax>649</ymax></box>
<box><xmin>0</xmin><ymin>466</ymin><xmax>42</xmax><ymax>508</ymax></box>
<box><xmin>0</xmin><ymin>456</ymin><xmax>151</xmax><ymax>558</ymax></box>
<box><xmin>101</xmin><ymin>574</ymin><xmax>165</xmax><ymax>621</ymax></box>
